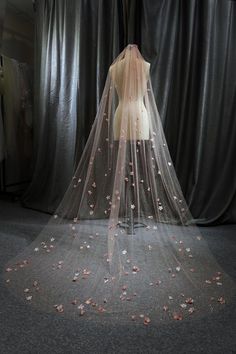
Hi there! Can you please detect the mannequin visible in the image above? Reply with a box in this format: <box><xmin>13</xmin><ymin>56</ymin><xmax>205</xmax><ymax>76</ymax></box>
<box><xmin>109</xmin><ymin>45</ymin><xmax>151</xmax><ymax>233</ymax></box>
<box><xmin>110</xmin><ymin>44</ymin><xmax>150</xmax><ymax>140</ymax></box>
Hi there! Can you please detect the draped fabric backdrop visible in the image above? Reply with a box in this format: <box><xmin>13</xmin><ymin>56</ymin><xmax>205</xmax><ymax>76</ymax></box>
<box><xmin>0</xmin><ymin>1</ymin><xmax>6</xmax><ymax>162</ymax></box>
<box><xmin>0</xmin><ymin>1</ymin><xmax>6</xmax><ymax>47</ymax></box>
<box><xmin>23</xmin><ymin>0</ymin><xmax>236</xmax><ymax>225</ymax></box>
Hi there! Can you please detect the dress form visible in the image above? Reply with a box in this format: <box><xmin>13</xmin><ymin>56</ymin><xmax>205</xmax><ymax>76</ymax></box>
<box><xmin>109</xmin><ymin>44</ymin><xmax>150</xmax><ymax>140</ymax></box>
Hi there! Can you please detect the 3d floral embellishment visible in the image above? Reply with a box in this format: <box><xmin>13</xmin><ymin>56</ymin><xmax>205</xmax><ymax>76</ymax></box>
<box><xmin>144</xmin><ymin>316</ymin><xmax>151</xmax><ymax>325</ymax></box>
<box><xmin>188</xmin><ymin>307</ymin><xmax>195</xmax><ymax>314</ymax></box>
<box><xmin>218</xmin><ymin>297</ymin><xmax>225</xmax><ymax>304</ymax></box>
<box><xmin>98</xmin><ymin>306</ymin><xmax>106</xmax><ymax>313</ymax></box>
<box><xmin>85</xmin><ymin>298</ymin><xmax>93</xmax><ymax>305</ymax></box>
<box><xmin>5</xmin><ymin>267</ymin><xmax>12</xmax><ymax>272</ymax></box>
<box><xmin>78</xmin><ymin>304</ymin><xmax>85</xmax><ymax>316</ymax></box>
<box><xmin>173</xmin><ymin>312</ymin><xmax>183</xmax><ymax>320</ymax></box>
<box><xmin>19</xmin><ymin>259</ymin><xmax>29</xmax><ymax>268</ymax></box>
<box><xmin>132</xmin><ymin>266</ymin><xmax>140</xmax><ymax>273</ymax></box>
<box><xmin>180</xmin><ymin>303</ymin><xmax>187</xmax><ymax>309</ymax></box>
<box><xmin>55</xmin><ymin>304</ymin><xmax>64</xmax><ymax>313</ymax></box>
<box><xmin>82</xmin><ymin>269</ymin><xmax>91</xmax><ymax>277</ymax></box>
<box><xmin>26</xmin><ymin>296</ymin><xmax>32</xmax><ymax>301</ymax></box>
<box><xmin>185</xmin><ymin>298</ymin><xmax>194</xmax><ymax>305</ymax></box>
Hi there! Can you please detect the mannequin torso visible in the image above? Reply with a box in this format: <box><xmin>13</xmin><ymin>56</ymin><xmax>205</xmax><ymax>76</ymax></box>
<box><xmin>110</xmin><ymin>53</ymin><xmax>150</xmax><ymax>140</ymax></box>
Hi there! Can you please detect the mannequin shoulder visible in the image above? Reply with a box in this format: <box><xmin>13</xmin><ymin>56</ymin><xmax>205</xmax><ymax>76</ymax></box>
<box><xmin>109</xmin><ymin>61</ymin><xmax>123</xmax><ymax>72</ymax></box>
<box><xmin>109</xmin><ymin>61</ymin><xmax>124</xmax><ymax>80</ymax></box>
<box><xmin>143</xmin><ymin>61</ymin><xmax>150</xmax><ymax>72</ymax></box>
<box><xmin>142</xmin><ymin>61</ymin><xmax>150</xmax><ymax>79</ymax></box>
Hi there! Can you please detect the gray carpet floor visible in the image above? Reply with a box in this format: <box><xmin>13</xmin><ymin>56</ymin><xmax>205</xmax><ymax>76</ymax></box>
<box><xmin>0</xmin><ymin>199</ymin><xmax>236</xmax><ymax>354</ymax></box>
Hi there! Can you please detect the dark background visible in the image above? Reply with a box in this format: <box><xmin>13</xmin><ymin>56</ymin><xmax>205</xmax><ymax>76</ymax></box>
<box><xmin>1</xmin><ymin>0</ymin><xmax>236</xmax><ymax>224</ymax></box>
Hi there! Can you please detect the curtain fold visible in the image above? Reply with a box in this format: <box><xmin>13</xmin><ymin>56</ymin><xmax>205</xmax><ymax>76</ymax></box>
<box><xmin>23</xmin><ymin>0</ymin><xmax>236</xmax><ymax>224</ymax></box>
<box><xmin>23</xmin><ymin>0</ymin><xmax>124</xmax><ymax>212</ymax></box>
<box><xmin>0</xmin><ymin>0</ymin><xmax>6</xmax><ymax>48</ymax></box>
<box><xmin>0</xmin><ymin>2</ymin><xmax>6</xmax><ymax>163</ymax></box>
<box><xmin>133</xmin><ymin>0</ymin><xmax>236</xmax><ymax>224</ymax></box>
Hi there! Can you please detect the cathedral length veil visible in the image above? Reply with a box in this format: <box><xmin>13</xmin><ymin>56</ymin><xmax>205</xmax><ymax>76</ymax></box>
<box><xmin>3</xmin><ymin>44</ymin><xmax>235</xmax><ymax>325</ymax></box>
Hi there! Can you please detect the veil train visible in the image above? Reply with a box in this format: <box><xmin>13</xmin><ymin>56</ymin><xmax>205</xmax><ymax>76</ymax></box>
<box><xmin>3</xmin><ymin>44</ymin><xmax>235</xmax><ymax>325</ymax></box>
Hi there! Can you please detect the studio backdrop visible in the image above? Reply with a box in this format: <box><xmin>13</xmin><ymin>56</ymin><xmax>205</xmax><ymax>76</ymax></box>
<box><xmin>22</xmin><ymin>0</ymin><xmax>236</xmax><ymax>224</ymax></box>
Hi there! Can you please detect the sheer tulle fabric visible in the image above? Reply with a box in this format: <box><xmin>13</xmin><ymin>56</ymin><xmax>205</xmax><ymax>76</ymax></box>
<box><xmin>3</xmin><ymin>45</ymin><xmax>235</xmax><ymax>325</ymax></box>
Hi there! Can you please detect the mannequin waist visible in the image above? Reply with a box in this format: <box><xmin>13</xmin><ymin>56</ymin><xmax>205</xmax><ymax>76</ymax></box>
<box><xmin>115</xmin><ymin>100</ymin><xmax>147</xmax><ymax>115</ymax></box>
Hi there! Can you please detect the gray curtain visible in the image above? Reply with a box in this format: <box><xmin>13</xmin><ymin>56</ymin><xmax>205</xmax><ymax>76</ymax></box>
<box><xmin>0</xmin><ymin>1</ymin><xmax>5</xmax><ymax>47</ymax></box>
<box><xmin>23</xmin><ymin>0</ymin><xmax>124</xmax><ymax>212</ymax></box>
<box><xmin>0</xmin><ymin>2</ymin><xmax>6</xmax><ymax>163</ymax></box>
<box><xmin>133</xmin><ymin>0</ymin><xmax>236</xmax><ymax>224</ymax></box>
<box><xmin>23</xmin><ymin>0</ymin><xmax>236</xmax><ymax>225</ymax></box>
